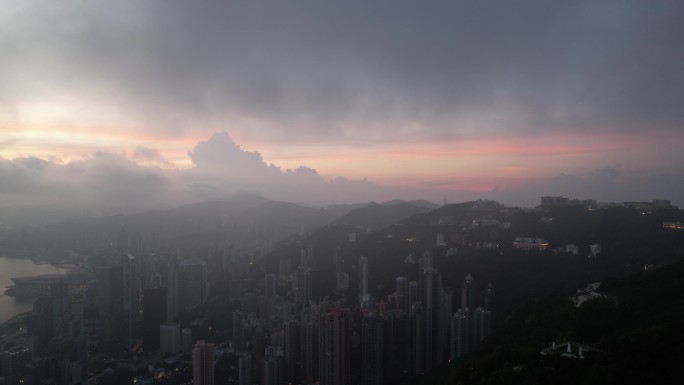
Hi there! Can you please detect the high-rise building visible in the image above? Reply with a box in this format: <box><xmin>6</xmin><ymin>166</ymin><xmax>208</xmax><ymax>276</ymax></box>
<box><xmin>450</xmin><ymin>309</ymin><xmax>470</xmax><ymax>359</ymax></box>
<box><xmin>460</xmin><ymin>273</ymin><xmax>476</xmax><ymax>310</ymax></box>
<box><xmin>96</xmin><ymin>266</ymin><xmax>124</xmax><ymax>356</ymax></box>
<box><xmin>359</xmin><ymin>256</ymin><xmax>369</xmax><ymax>298</ymax></box>
<box><xmin>232</xmin><ymin>310</ymin><xmax>244</xmax><ymax>351</ymax></box>
<box><xmin>484</xmin><ymin>283</ymin><xmax>494</xmax><ymax>310</ymax></box>
<box><xmin>142</xmin><ymin>287</ymin><xmax>167</xmax><ymax>352</ymax></box>
<box><xmin>396</xmin><ymin>277</ymin><xmax>408</xmax><ymax>313</ymax></box>
<box><xmin>333</xmin><ymin>246</ymin><xmax>343</xmax><ymax>272</ymax></box>
<box><xmin>149</xmin><ymin>272</ymin><xmax>162</xmax><ymax>289</ymax></box>
<box><xmin>192</xmin><ymin>340</ymin><xmax>215</xmax><ymax>385</ymax></box>
<box><xmin>123</xmin><ymin>254</ymin><xmax>141</xmax><ymax>351</ymax></box>
<box><xmin>50</xmin><ymin>280</ymin><xmax>70</xmax><ymax>336</ymax></box>
<box><xmin>411</xmin><ymin>303</ymin><xmax>426</xmax><ymax>375</ymax></box>
<box><xmin>0</xmin><ymin>346</ymin><xmax>32</xmax><ymax>385</ymax></box>
<box><xmin>419</xmin><ymin>267</ymin><xmax>443</xmax><ymax>369</ymax></box>
<box><xmin>303</xmin><ymin>268</ymin><xmax>313</xmax><ymax>305</ymax></box>
<box><xmin>251</xmin><ymin>333</ymin><xmax>268</xmax><ymax>385</ymax></box>
<box><xmin>361</xmin><ymin>313</ymin><xmax>383</xmax><ymax>385</ymax></box>
<box><xmin>228</xmin><ymin>279</ymin><xmax>242</xmax><ymax>302</ymax></box>
<box><xmin>336</xmin><ymin>271</ymin><xmax>349</xmax><ymax>291</ymax></box>
<box><xmin>27</xmin><ymin>296</ymin><xmax>54</xmax><ymax>357</ymax></box>
<box><xmin>442</xmin><ymin>289</ymin><xmax>453</xmax><ymax>352</ymax></box>
<box><xmin>320</xmin><ymin>308</ymin><xmax>351</xmax><ymax>385</ymax></box>
<box><xmin>301</xmin><ymin>321</ymin><xmax>319</xmax><ymax>384</ymax></box>
<box><xmin>381</xmin><ymin>311</ymin><xmax>411</xmax><ymax>382</ymax></box>
<box><xmin>408</xmin><ymin>281</ymin><xmax>419</xmax><ymax>314</ymax></box>
<box><xmin>473</xmin><ymin>307</ymin><xmax>492</xmax><ymax>343</ymax></box>
<box><xmin>264</xmin><ymin>273</ymin><xmax>276</xmax><ymax>301</ymax></box>
<box><xmin>279</xmin><ymin>259</ymin><xmax>292</xmax><ymax>280</ymax></box>
<box><xmin>182</xmin><ymin>328</ymin><xmax>193</xmax><ymax>355</ymax></box>
<box><xmin>263</xmin><ymin>346</ymin><xmax>283</xmax><ymax>385</ymax></box>
<box><xmin>238</xmin><ymin>353</ymin><xmax>252</xmax><ymax>385</ymax></box>
<box><xmin>179</xmin><ymin>260</ymin><xmax>207</xmax><ymax>312</ymax></box>
<box><xmin>159</xmin><ymin>322</ymin><xmax>181</xmax><ymax>354</ymax></box>
<box><xmin>283</xmin><ymin>321</ymin><xmax>301</xmax><ymax>384</ymax></box>
<box><xmin>166</xmin><ymin>265</ymin><xmax>180</xmax><ymax>321</ymax></box>
<box><xmin>421</xmin><ymin>251</ymin><xmax>434</xmax><ymax>269</ymax></box>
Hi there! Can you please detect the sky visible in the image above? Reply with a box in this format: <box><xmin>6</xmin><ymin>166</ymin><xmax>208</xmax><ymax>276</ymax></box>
<box><xmin>1</xmin><ymin>0</ymin><xmax>684</xmax><ymax>221</ymax></box>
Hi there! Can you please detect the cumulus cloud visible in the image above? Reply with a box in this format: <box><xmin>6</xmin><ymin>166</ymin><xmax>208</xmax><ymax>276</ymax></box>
<box><xmin>0</xmin><ymin>132</ymin><xmax>385</xmax><ymax>221</ymax></box>
<box><xmin>181</xmin><ymin>132</ymin><xmax>381</xmax><ymax>203</ymax></box>
<box><xmin>188</xmin><ymin>132</ymin><xmax>280</xmax><ymax>175</ymax></box>
<box><xmin>131</xmin><ymin>146</ymin><xmax>170</xmax><ymax>166</ymax></box>
<box><xmin>1</xmin><ymin>131</ymin><xmax>683</xmax><ymax>225</ymax></box>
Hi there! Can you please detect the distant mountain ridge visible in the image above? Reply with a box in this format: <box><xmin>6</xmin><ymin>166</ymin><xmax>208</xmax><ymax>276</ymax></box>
<box><xmin>381</xmin><ymin>199</ymin><xmax>440</xmax><ymax>210</ymax></box>
<box><xmin>332</xmin><ymin>201</ymin><xmax>432</xmax><ymax>230</ymax></box>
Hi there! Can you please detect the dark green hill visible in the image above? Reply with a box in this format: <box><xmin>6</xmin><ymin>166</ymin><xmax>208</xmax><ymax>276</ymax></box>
<box><xmin>332</xmin><ymin>201</ymin><xmax>431</xmax><ymax>230</ymax></box>
<box><xmin>419</xmin><ymin>258</ymin><xmax>684</xmax><ymax>385</ymax></box>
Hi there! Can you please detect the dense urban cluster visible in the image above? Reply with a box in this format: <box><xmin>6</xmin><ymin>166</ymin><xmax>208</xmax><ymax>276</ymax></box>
<box><xmin>1</xmin><ymin>195</ymin><xmax>681</xmax><ymax>385</ymax></box>
<box><xmin>1</xmin><ymin>238</ymin><xmax>493</xmax><ymax>385</ymax></box>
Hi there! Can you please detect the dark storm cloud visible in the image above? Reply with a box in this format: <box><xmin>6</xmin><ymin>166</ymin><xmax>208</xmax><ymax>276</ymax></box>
<box><xmin>2</xmin><ymin>1</ymin><xmax>683</xmax><ymax>138</ymax></box>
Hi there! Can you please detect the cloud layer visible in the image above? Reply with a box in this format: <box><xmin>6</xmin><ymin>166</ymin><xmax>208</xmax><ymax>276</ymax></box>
<box><xmin>1</xmin><ymin>2</ymin><xmax>683</xmax><ymax>224</ymax></box>
<box><xmin>2</xmin><ymin>1</ymin><xmax>683</xmax><ymax>141</ymax></box>
<box><xmin>1</xmin><ymin>132</ymin><xmax>683</xmax><ymax>226</ymax></box>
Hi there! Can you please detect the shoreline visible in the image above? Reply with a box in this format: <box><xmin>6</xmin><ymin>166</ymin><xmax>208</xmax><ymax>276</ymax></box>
<box><xmin>0</xmin><ymin>310</ymin><xmax>30</xmax><ymax>345</ymax></box>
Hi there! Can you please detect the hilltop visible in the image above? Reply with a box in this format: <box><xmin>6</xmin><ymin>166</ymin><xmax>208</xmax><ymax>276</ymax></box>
<box><xmin>418</xmin><ymin>257</ymin><xmax>684</xmax><ymax>384</ymax></box>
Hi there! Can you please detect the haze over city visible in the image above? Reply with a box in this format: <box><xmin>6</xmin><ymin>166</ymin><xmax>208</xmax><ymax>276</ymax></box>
<box><xmin>1</xmin><ymin>0</ymin><xmax>684</xmax><ymax>224</ymax></box>
<box><xmin>2</xmin><ymin>3</ymin><xmax>684</xmax><ymax>385</ymax></box>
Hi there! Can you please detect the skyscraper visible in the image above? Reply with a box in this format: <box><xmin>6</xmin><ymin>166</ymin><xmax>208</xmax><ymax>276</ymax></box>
<box><xmin>419</xmin><ymin>267</ymin><xmax>444</xmax><ymax>368</ymax></box>
<box><xmin>0</xmin><ymin>346</ymin><xmax>32</xmax><ymax>385</ymax></box>
<box><xmin>142</xmin><ymin>287</ymin><xmax>167</xmax><ymax>352</ymax></box>
<box><xmin>473</xmin><ymin>307</ymin><xmax>492</xmax><ymax>343</ymax></box>
<box><xmin>264</xmin><ymin>273</ymin><xmax>276</xmax><ymax>301</ymax></box>
<box><xmin>96</xmin><ymin>266</ymin><xmax>124</xmax><ymax>356</ymax></box>
<box><xmin>192</xmin><ymin>340</ymin><xmax>215</xmax><ymax>385</ymax></box>
<box><xmin>301</xmin><ymin>321</ymin><xmax>319</xmax><ymax>384</ymax></box>
<box><xmin>283</xmin><ymin>321</ymin><xmax>301</xmax><ymax>384</ymax></box>
<box><xmin>408</xmin><ymin>281</ymin><xmax>419</xmax><ymax>314</ymax></box>
<box><xmin>179</xmin><ymin>259</ymin><xmax>207</xmax><ymax>312</ymax></box>
<box><xmin>123</xmin><ymin>254</ymin><xmax>141</xmax><ymax>351</ymax></box>
<box><xmin>483</xmin><ymin>282</ymin><xmax>494</xmax><ymax>310</ymax></box>
<box><xmin>450</xmin><ymin>309</ymin><xmax>470</xmax><ymax>359</ymax></box>
<box><xmin>381</xmin><ymin>311</ymin><xmax>411</xmax><ymax>382</ymax></box>
<box><xmin>359</xmin><ymin>256</ymin><xmax>369</xmax><ymax>299</ymax></box>
<box><xmin>460</xmin><ymin>273</ymin><xmax>476</xmax><ymax>310</ymax></box>
<box><xmin>361</xmin><ymin>313</ymin><xmax>384</xmax><ymax>385</ymax></box>
<box><xmin>159</xmin><ymin>322</ymin><xmax>181</xmax><ymax>354</ymax></box>
<box><xmin>27</xmin><ymin>296</ymin><xmax>54</xmax><ymax>357</ymax></box>
<box><xmin>303</xmin><ymin>268</ymin><xmax>313</xmax><ymax>305</ymax></box>
<box><xmin>320</xmin><ymin>308</ymin><xmax>351</xmax><ymax>385</ymax></box>
<box><xmin>238</xmin><ymin>353</ymin><xmax>252</xmax><ymax>385</ymax></box>
<box><xmin>232</xmin><ymin>310</ymin><xmax>244</xmax><ymax>351</ymax></box>
<box><xmin>396</xmin><ymin>277</ymin><xmax>408</xmax><ymax>313</ymax></box>
<box><xmin>263</xmin><ymin>346</ymin><xmax>283</xmax><ymax>385</ymax></box>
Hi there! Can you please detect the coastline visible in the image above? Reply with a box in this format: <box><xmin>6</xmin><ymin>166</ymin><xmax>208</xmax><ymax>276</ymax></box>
<box><xmin>0</xmin><ymin>256</ymin><xmax>71</xmax><ymax>326</ymax></box>
<box><xmin>0</xmin><ymin>310</ymin><xmax>30</xmax><ymax>345</ymax></box>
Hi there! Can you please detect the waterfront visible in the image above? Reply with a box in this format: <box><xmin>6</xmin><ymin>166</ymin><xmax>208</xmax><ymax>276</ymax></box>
<box><xmin>0</xmin><ymin>256</ymin><xmax>68</xmax><ymax>324</ymax></box>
